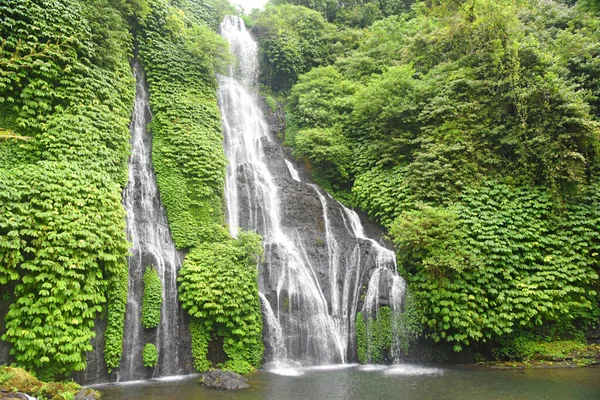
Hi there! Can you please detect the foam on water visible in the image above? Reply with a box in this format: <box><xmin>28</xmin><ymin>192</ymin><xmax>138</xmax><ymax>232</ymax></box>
<box><xmin>384</xmin><ymin>364</ymin><xmax>444</xmax><ymax>376</ymax></box>
<box><xmin>264</xmin><ymin>361</ymin><xmax>305</xmax><ymax>376</ymax></box>
<box><xmin>358</xmin><ymin>364</ymin><xmax>389</xmax><ymax>372</ymax></box>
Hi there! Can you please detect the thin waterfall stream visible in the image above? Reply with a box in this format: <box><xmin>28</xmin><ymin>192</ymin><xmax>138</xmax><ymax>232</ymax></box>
<box><xmin>119</xmin><ymin>60</ymin><xmax>190</xmax><ymax>382</ymax></box>
<box><xmin>218</xmin><ymin>16</ymin><xmax>408</xmax><ymax>372</ymax></box>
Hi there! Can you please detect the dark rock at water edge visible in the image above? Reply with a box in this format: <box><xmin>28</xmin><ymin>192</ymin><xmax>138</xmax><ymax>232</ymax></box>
<box><xmin>200</xmin><ymin>370</ymin><xmax>249</xmax><ymax>390</ymax></box>
<box><xmin>0</xmin><ymin>283</ymin><xmax>15</xmax><ymax>365</ymax></box>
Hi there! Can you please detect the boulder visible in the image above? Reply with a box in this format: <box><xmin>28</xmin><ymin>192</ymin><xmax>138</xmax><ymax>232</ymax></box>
<box><xmin>74</xmin><ymin>389</ymin><xmax>100</xmax><ymax>400</ymax></box>
<box><xmin>0</xmin><ymin>366</ymin><xmax>43</xmax><ymax>394</ymax></box>
<box><xmin>0</xmin><ymin>391</ymin><xmax>32</xmax><ymax>400</ymax></box>
<box><xmin>200</xmin><ymin>370</ymin><xmax>249</xmax><ymax>390</ymax></box>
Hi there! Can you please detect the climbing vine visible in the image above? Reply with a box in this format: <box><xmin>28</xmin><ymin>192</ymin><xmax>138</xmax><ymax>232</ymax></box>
<box><xmin>178</xmin><ymin>230</ymin><xmax>264</xmax><ymax>374</ymax></box>
<box><xmin>0</xmin><ymin>163</ymin><xmax>129</xmax><ymax>379</ymax></box>
<box><xmin>355</xmin><ymin>312</ymin><xmax>367</xmax><ymax>364</ymax></box>
<box><xmin>142</xmin><ymin>267</ymin><xmax>162</xmax><ymax>329</ymax></box>
<box><xmin>142</xmin><ymin>343</ymin><xmax>158</xmax><ymax>368</ymax></box>
<box><xmin>0</xmin><ymin>0</ymin><xmax>133</xmax><ymax>379</ymax></box>
<box><xmin>104</xmin><ymin>265</ymin><xmax>128</xmax><ymax>372</ymax></box>
<box><xmin>139</xmin><ymin>0</ymin><xmax>230</xmax><ymax>249</ymax></box>
<box><xmin>189</xmin><ymin>317</ymin><xmax>211</xmax><ymax>372</ymax></box>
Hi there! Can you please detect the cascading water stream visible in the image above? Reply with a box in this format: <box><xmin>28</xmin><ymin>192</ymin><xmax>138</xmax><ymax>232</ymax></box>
<box><xmin>218</xmin><ymin>16</ymin><xmax>408</xmax><ymax>369</ymax></box>
<box><xmin>340</xmin><ymin>204</ymin><xmax>408</xmax><ymax>363</ymax></box>
<box><xmin>120</xmin><ymin>60</ymin><xmax>186</xmax><ymax>381</ymax></box>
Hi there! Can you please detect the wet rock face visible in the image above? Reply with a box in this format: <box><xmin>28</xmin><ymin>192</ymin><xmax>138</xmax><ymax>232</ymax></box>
<box><xmin>71</xmin><ymin>313</ymin><xmax>110</xmax><ymax>385</ymax></box>
<box><xmin>0</xmin><ymin>303</ymin><xmax>11</xmax><ymax>365</ymax></box>
<box><xmin>234</xmin><ymin>120</ymin><xmax>395</xmax><ymax>363</ymax></box>
<box><xmin>200</xmin><ymin>370</ymin><xmax>249</xmax><ymax>390</ymax></box>
<box><xmin>0</xmin><ymin>282</ymin><xmax>16</xmax><ymax>365</ymax></box>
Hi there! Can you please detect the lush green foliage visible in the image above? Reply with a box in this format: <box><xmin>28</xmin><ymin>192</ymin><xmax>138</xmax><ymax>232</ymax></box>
<box><xmin>253</xmin><ymin>4</ymin><xmax>365</xmax><ymax>92</ymax></box>
<box><xmin>189</xmin><ymin>317</ymin><xmax>211</xmax><ymax>372</ymax></box>
<box><xmin>355</xmin><ymin>304</ymin><xmax>421</xmax><ymax>364</ymax></box>
<box><xmin>178</xmin><ymin>230</ymin><xmax>264</xmax><ymax>374</ymax></box>
<box><xmin>142</xmin><ymin>343</ymin><xmax>158</xmax><ymax>368</ymax></box>
<box><xmin>356</xmin><ymin>307</ymin><xmax>393</xmax><ymax>363</ymax></box>
<box><xmin>262</xmin><ymin>0</ymin><xmax>600</xmax><ymax>354</ymax></box>
<box><xmin>492</xmin><ymin>335</ymin><xmax>587</xmax><ymax>362</ymax></box>
<box><xmin>269</xmin><ymin>0</ymin><xmax>414</xmax><ymax>26</ymax></box>
<box><xmin>0</xmin><ymin>0</ymin><xmax>133</xmax><ymax>379</ymax></box>
<box><xmin>142</xmin><ymin>267</ymin><xmax>162</xmax><ymax>329</ymax></box>
<box><xmin>284</xmin><ymin>1</ymin><xmax>600</xmax><ymax>201</ymax></box>
<box><xmin>0</xmin><ymin>163</ymin><xmax>129</xmax><ymax>379</ymax></box>
<box><xmin>355</xmin><ymin>311</ymin><xmax>367</xmax><ymax>363</ymax></box>
<box><xmin>0</xmin><ymin>0</ymin><xmax>134</xmax><ymax>184</ymax></box>
<box><xmin>104</xmin><ymin>262</ymin><xmax>128</xmax><ymax>372</ymax></box>
<box><xmin>393</xmin><ymin>182</ymin><xmax>599</xmax><ymax>351</ymax></box>
<box><xmin>139</xmin><ymin>0</ymin><xmax>229</xmax><ymax>250</ymax></box>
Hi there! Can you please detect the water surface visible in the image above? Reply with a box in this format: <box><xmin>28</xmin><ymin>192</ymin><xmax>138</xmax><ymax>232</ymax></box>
<box><xmin>99</xmin><ymin>364</ymin><xmax>600</xmax><ymax>399</ymax></box>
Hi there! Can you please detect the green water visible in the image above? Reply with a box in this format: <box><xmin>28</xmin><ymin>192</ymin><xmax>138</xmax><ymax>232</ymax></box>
<box><xmin>99</xmin><ymin>364</ymin><xmax>600</xmax><ymax>399</ymax></box>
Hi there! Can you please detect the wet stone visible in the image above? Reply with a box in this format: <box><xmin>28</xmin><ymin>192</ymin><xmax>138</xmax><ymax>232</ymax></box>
<box><xmin>200</xmin><ymin>370</ymin><xmax>249</xmax><ymax>390</ymax></box>
<box><xmin>74</xmin><ymin>388</ymin><xmax>101</xmax><ymax>400</ymax></box>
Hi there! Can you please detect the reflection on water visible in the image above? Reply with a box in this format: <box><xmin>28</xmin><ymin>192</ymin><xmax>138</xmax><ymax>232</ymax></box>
<box><xmin>99</xmin><ymin>365</ymin><xmax>600</xmax><ymax>400</ymax></box>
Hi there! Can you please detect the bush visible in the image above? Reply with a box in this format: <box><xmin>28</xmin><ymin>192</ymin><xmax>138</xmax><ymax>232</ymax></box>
<box><xmin>142</xmin><ymin>343</ymin><xmax>158</xmax><ymax>368</ymax></box>
<box><xmin>142</xmin><ymin>267</ymin><xmax>162</xmax><ymax>329</ymax></box>
<box><xmin>178</xmin><ymin>230</ymin><xmax>264</xmax><ymax>374</ymax></box>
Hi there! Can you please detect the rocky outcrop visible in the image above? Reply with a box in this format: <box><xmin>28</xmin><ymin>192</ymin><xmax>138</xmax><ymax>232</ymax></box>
<box><xmin>233</xmin><ymin>108</ymin><xmax>396</xmax><ymax>363</ymax></box>
<box><xmin>200</xmin><ymin>370</ymin><xmax>249</xmax><ymax>390</ymax></box>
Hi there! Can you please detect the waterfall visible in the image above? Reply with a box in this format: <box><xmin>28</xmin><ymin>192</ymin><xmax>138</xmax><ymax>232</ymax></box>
<box><xmin>218</xmin><ymin>16</ymin><xmax>407</xmax><ymax>369</ymax></box>
<box><xmin>341</xmin><ymin>205</ymin><xmax>408</xmax><ymax>363</ymax></box>
<box><xmin>119</xmin><ymin>60</ymin><xmax>188</xmax><ymax>381</ymax></box>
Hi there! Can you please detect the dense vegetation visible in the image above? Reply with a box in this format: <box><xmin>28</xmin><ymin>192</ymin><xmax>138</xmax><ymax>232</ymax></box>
<box><xmin>142</xmin><ymin>343</ymin><xmax>158</xmax><ymax>368</ymax></box>
<box><xmin>0</xmin><ymin>0</ymin><xmax>264</xmax><ymax>380</ymax></box>
<box><xmin>356</xmin><ymin>308</ymin><xmax>393</xmax><ymax>363</ymax></box>
<box><xmin>0</xmin><ymin>0</ymin><xmax>133</xmax><ymax>379</ymax></box>
<box><xmin>142</xmin><ymin>267</ymin><xmax>162</xmax><ymax>329</ymax></box>
<box><xmin>178</xmin><ymin>229</ymin><xmax>264</xmax><ymax>374</ymax></box>
<box><xmin>138</xmin><ymin>0</ymin><xmax>230</xmax><ymax>249</ymax></box>
<box><xmin>253</xmin><ymin>0</ymin><xmax>600</xmax><ymax>355</ymax></box>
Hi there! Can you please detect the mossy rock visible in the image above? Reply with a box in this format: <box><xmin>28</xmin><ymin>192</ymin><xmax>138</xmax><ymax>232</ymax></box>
<box><xmin>74</xmin><ymin>388</ymin><xmax>101</xmax><ymax>400</ymax></box>
<box><xmin>0</xmin><ymin>366</ymin><xmax>95</xmax><ymax>399</ymax></box>
<box><xmin>40</xmin><ymin>381</ymin><xmax>84</xmax><ymax>400</ymax></box>
<box><xmin>0</xmin><ymin>392</ymin><xmax>32</xmax><ymax>400</ymax></box>
<box><xmin>0</xmin><ymin>366</ymin><xmax>43</xmax><ymax>394</ymax></box>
